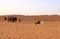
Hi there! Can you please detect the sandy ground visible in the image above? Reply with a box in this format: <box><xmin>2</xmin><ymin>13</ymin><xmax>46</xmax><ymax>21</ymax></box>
<box><xmin>0</xmin><ymin>15</ymin><xmax>60</xmax><ymax>39</ymax></box>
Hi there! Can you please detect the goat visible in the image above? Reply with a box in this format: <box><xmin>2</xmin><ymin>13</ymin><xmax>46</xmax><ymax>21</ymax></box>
<box><xmin>4</xmin><ymin>16</ymin><xmax>17</xmax><ymax>22</ymax></box>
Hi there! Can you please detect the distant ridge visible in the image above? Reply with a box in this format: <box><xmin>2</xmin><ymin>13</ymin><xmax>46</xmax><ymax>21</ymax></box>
<box><xmin>0</xmin><ymin>14</ymin><xmax>60</xmax><ymax>16</ymax></box>
<box><xmin>0</xmin><ymin>15</ymin><xmax>60</xmax><ymax>22</ymax></box>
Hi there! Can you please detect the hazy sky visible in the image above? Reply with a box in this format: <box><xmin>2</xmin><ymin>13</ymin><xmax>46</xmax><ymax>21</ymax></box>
<box><xmin>0</xmin><ymin>0</ymin><xmax>60</xmax><ymax>15</ymax></box>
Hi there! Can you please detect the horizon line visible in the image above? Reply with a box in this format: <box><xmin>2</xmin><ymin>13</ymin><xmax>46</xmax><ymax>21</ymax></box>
<box><xmin>0</xmin><ymin>14</ymin><xmax>60</xmax><ymax>16</ymax></box>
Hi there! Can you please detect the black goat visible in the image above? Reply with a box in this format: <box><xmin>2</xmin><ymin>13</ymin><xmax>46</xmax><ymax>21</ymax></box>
<box><xmin>35</xmin><ymin>20</ymin><xmax>40</xmax><ymax>25</ymax></box>
<box><xmin>4</xmin><ymin>16</ymin><xmax>17</xmax><ymax>22</ymax></box>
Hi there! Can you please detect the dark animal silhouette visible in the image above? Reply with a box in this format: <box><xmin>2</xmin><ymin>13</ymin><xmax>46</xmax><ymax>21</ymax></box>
<box><xmin>4</xmin><ymin>16</ymin><xmax>17</xmax><ymax>22</ymax></box>
<box><xmin>19</xmin><ymin>19</ymin><xmax>21</xmax><ymax>22</ymax></box>
<box><xmin>35</xmin><ymin>20</ymin><xmax>40</xmax><ymax>25</ymax></box>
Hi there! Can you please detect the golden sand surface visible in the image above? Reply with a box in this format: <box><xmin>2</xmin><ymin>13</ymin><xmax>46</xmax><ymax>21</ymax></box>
<box><xmin>0</xmin><ymin>15</ymin><xmax>60</xmax><ymax>39</ymax></box>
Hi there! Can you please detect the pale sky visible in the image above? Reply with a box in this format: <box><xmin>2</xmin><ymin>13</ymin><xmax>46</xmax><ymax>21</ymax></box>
<box><xmin>0</xmin><ymin>0</ymin><xmax>60</xmax><ymax>15</ymax></box>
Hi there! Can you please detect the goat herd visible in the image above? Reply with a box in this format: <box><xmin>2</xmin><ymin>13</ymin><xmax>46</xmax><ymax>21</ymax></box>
<box><xmin>4</xmin><ymin>16</ymin><xmax>42</xmax><ymax>25</ymax></box>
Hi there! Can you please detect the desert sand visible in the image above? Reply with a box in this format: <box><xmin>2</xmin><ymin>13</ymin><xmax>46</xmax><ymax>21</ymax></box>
<box><xmin>0</xmin><ymin>15</ymin><xmax>60</xmax><ymax>39</ymax></box>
